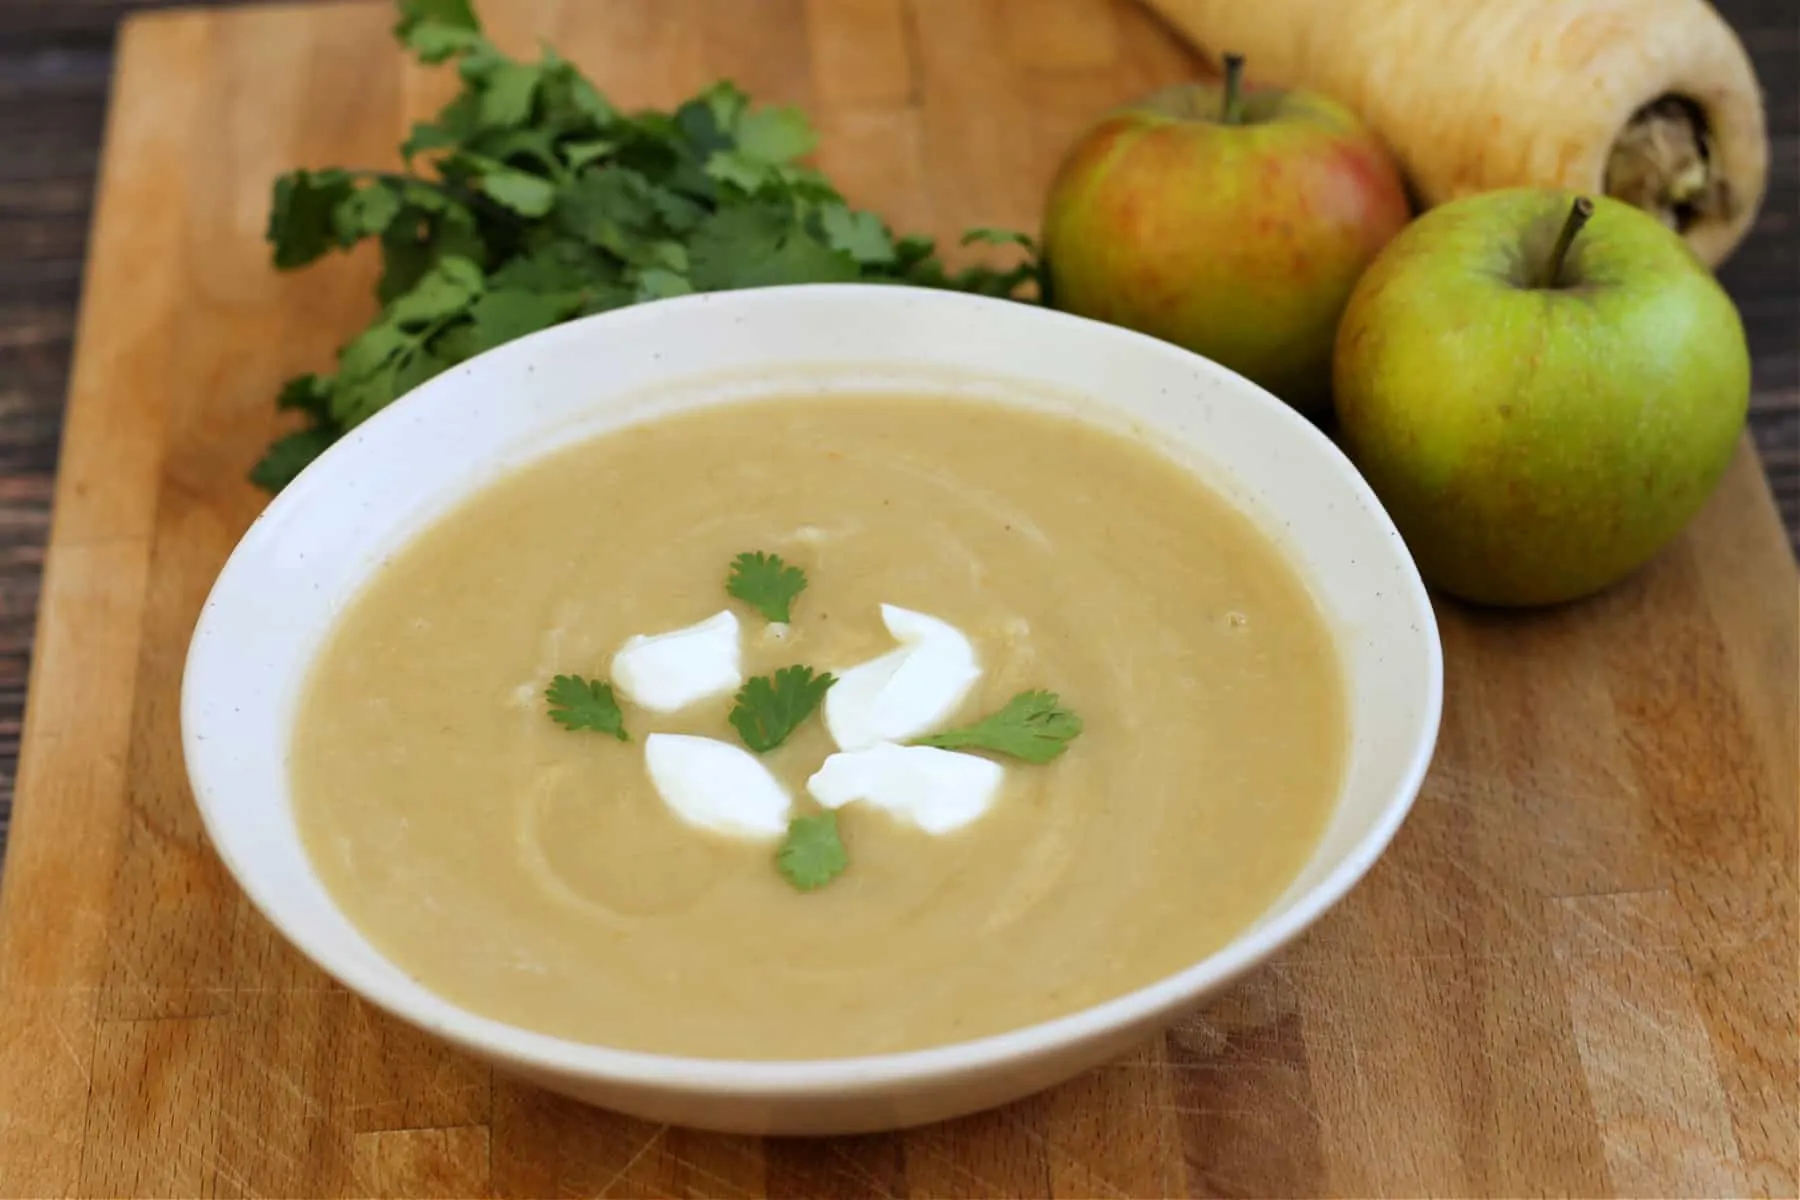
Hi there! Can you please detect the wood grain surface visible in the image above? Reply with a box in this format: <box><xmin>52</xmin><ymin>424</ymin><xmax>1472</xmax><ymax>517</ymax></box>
<box><xmin>0</xmin><ymin>1</ymin><xmax>1795</xmax><ymax>1196</ymax></box>
<box><xmin>0</xmin><ymin>0</ymin><xmax>1795</xmax><ymax>858</ymax></box>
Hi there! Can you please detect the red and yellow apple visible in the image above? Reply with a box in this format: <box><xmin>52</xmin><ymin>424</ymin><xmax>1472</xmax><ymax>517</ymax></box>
<box><xmin>1041</xmin><ymin>58</ymin><xmax>1410</xmax><ymax>416</ymax></box>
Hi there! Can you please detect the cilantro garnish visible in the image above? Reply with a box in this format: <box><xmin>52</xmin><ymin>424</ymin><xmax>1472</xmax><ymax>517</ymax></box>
<box><xmin>252</xmin><ymin>0</ymin><xmax>1040</xmax><ymax>491</ymax></box>
<box><xmin>776</xmin><ymin>811</ymin><xmax>848</xmax><ymax>891</ymax></box>
<box><xmin>914</xmin><ymin>690</ymin><xmax>1082</xmax><ymax>763</ymax></box>
<box><xmin>545</xmin><ymin>674</ymin><xmax>628</xmax><ymax>739</ymax></box>
<box><xmin>729</xmin><ymin>666</ymin><xmax>835</xmax><ymax>753</ymax></box>
<box><xmin>726</xmin><ymin>551</ymin><xmax>807</xmax><ymax>622</ymax></box>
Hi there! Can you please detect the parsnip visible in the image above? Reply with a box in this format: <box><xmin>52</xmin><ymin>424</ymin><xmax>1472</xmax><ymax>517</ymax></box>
<box><xmin>1140</xmin><ymin>0</ymin><xmax>1767</xmax><ymax>268</ymax></box>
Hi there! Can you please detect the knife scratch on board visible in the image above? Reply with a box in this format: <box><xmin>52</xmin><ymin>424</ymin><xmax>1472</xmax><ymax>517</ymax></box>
<box><xmin>827</xmin><ymin>1144</ymin><xmax>901</xmax><ymax>1199</ymax></box>
<box><xmin>590</xmin><ymin>1124</ymin><xmax>667</xmax><ymax>1197</ymax></box>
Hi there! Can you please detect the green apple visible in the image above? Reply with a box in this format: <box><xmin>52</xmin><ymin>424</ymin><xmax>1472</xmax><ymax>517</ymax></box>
<box><xmin>1041</xmin><ymin>55</ymin><xmax>1410</xmax><ymax>416</ymax></box>
<box><xmin>1335</xmin><ymin>189</ymin><xmax>1750</xmax><ymax>607</ymax></box>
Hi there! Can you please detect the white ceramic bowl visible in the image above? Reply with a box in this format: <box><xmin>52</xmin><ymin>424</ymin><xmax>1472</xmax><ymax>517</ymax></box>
<box><xmin>182</xmin><ymin>284</ymin><xmax>1442</xmax><ymax>1136</ymax></box>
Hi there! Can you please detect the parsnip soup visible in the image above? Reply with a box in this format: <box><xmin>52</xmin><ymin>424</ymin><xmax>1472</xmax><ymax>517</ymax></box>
<box><xmin>292</xmin><ymin>395</ymin><xmax>1346</xmax><ymax>1060</ymax></box>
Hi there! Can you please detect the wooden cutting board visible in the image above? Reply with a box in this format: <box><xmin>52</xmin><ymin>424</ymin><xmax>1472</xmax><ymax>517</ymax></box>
<box><xmin>0</xmin><ymin>1</ymin><xmax>1793</xmax><ymax>1195</ymax></box>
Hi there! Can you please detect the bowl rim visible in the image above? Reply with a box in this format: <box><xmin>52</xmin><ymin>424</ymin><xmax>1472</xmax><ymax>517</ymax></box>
<box><xmin>181</xmin><ymin>282</ymin><xmax>1444</xmax><ymax>1098</ymax></box>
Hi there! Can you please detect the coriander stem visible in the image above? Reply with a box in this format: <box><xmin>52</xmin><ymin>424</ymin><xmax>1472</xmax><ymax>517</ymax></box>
<box><xmin>1221</xmin><ymin>53</ymin><xmax>1247</xmax><ymax>125</ymax></box>
<box><xmin>1542</xmin><ymin>196</ymin><xmax>1595</xmax><ymax>288</ymax></box>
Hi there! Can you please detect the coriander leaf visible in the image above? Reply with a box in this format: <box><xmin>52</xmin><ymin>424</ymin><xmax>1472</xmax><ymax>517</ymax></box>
<box><xmin>562</xmin><ymin>138</ymin><xmax>618</xmax><ymax>170</ymax></box>
<box><xmin>877</xmin><ymin>226</ymin><xmax>1041</xmax><ymax>299</ymax></box>
<box><xmin>952</xmin><ymin>261</ymin><xmax>1042</xmax><ymax>298</ymax></box>
<box><xmin>535</xmin><ymin>49</ymin><xmax>616</xmax><ymax>128</ymax></box>
<box><xmin>468</xmin><ymin>127</ymin><xmax>563</xmax><ymax>174</ymax></box>
<box><xmin>268</xmin><ymin>168</ymin><xmax>354</xmax><ymax>269</ymax></box>
<box><xmin>707</xmin><ymin>149</ymin><xmax>831</xmax><ymax>198</ymax></box>
<box><xmin>432</xmin><ymin>201</ymin><xmax>487</xmax><ymax>257</ymax></box>
<box><xmin>703</xmin><ymin>81</ymin><xmax>751</xmax><ymax>133</ymax></box>
<box><xmin>275</xmin><ymin>373</ymin><xmax>330</xmax><ymax>417</ymax></box>
<box><xmin>405</xmin><ymin>90</ymin><xmax>483</xmax><ymax>162</ymax></box>
<box><xmin>893</xmin><ymin>233</ymin><xmax>937</xmax><ymax>267</ymax></box>
<box><xmin>648</xmin><ymin>188</ymin><xmax>707</xmax><ymax>235</ymax></box>
<box><xmin>726</xmin><ymin>550</ymin><xmax>806</xmax><ymax>622</ymax></box>
<box><xmin>250</xmin><ymin>425</ymin><xmax>337</xmax><ymax>491</ymax></box>
<box><xmin>621</xmin><ymin>108</ymin><xmax>680</xmax><ymax>150</ymax></box>
<box><xmin>455</xmin><ymin>40</ymin><xmax>508</xmax><ymax>87</ymax></box>
<box><xmin>431</xmin><ymin>320</ymin><xmax>478</xmax><ymax>365</ymax></box>
<box><xmin>899</xmin><ymin>255</ymin><xmax>1039</xmax><ymax>299</ymax></box>
<box><xmin>687</xmin><ymin>205</ymin><xmax>857</xmax><ymax>290</ymax></box>
<box><xmin>818</xmin><ymin>204</ymin><xmax>895</xmax><ymax>265</ymax></box>
<box><xmin>468</xmin><ymin>288</ymin><xmax>578</xmax><ymax>352</ymax></box>
<box><xmin>675</xmin><ymin>82</ymin><xmax>747</xmax><ymax>158</ymax></box>
<box><xmin>488</xmin><ymin>239</ymin><xmax>612</xmax><ymax>292</ymax></box>
<box><xmin>730</xmin><ymin>666</ymin><xmax>835</xmax><ymax>753</ymax></box>
<box><xmin>545</xmin><ymin>674</ymin><xmax>628</xmax><ymax>739</ymax></box>
<box><xmin>961</xmin><ymin>227</ymin><xmax>1036</xmax><ymax>250</ymax></box>
<box><xmin>615</xmin><ymin>234</ymin><xmax>687</xmax><ymax>271</ymax></box>
<box><xmin>578</xmin><ymin>281</ymin><xmax>635</xmax><ymax>316</ymax></box>
<box><xmin>376</xmin><ymin>202</ymin><xmax>485</xmax><ymax>306</ymax></box>
<box><xmin>376</xmin><ymin>228</ymin><xmax>436</xmax><ymax>305</ymax></box>
<box><xmin>640</xmin><ymin>240</ymin><xmax>688</xmax><ymax>272</ymax></box>
<box><xmin>773</xmin><ymin>162</ymin><xmax>844</xmax><ymax>205</ymax></box>
<box><xmin>732</xmin><ymin>227</ymin><xmax>858</xmax><ymax>286</ymax></box>
<box><xmin>733</xmin><ymin>105</ymin><xmax>817</xmax><ymax>164</ymax></box>
<box><xmin>391</xmin><ymin>337</ymin><xmax>458</xmax><ymax>396</ymax></box>
<box><xmin>387</xmin><ymin>255</ymin><xmax>484</xmax><ymax>325</ymax></box>
<box><xmin>328</xmin><ymin>258</ymin><xmax>484</xmax><ymax>428</ymax></box>
<box><xmin>480</xmin><ymin>167</ymin><xmax>558</xmax><ymax>217</ymax></box>
<box><xmin>332</xmin><ymin>182</ymin><xmax>404</xmax><ymax>241</ymax></box>
<box><xmin>555</xmin><ymin>165</ymin><xmax>661</xmax><ymax>256</ymax></box>
<box><xmin>659</xmin><ymin>156</ymin><xmax>719</xmax><ymax>206</ymax></box>
<box><xmin>402</xmin><ymin>20</ymin><xmax>487</xmax><ymax>64</ymax></box>
<box><xmin>395</xmin><ymin>0</ymin><xmax>479</xmax><ymax>37</ymax></box>
<box><xmin>401</xmin><ymin>121</ymin><xmax>461</xmax><ymax>160</ymax></box>
<box><xmin>394</xmin><ymin>0</ymin><xmax>486</xmax><ymax>64</ymax></box>
<box><xmin>335</xmin><ymin>322</ymin><xmax>410</xmax><ymax>388</ymax></box>
<box><xmin>565</xmin><ymin>75</ymin><xmax>614</xmax><ymax>124</ymax></box>
<box><xmin>330</xmin><ymin>353</ymin><xmax>405</xmax><ymax>428</ymax></box>
<box><xmin>634</xmin><ymin>267</ymin><xmax>693</xmax><ymax>301</ymax></box>
<box><xmin>396</xmin><ymin>178</ymin><xmax>460</xmax><ymax>213</ymax></box>
<box><xmin>479</xmin><ymin>60</ymin><xmax>542</xmax><ymax>129</ymax></box>
<box><xmin>705</xmin><ymin>150</ymin><xmax>772</xmax><ymax>195</ymax></box>
<box><xmin>914</xmin><ymin>690</ymin><xmax>1083</xmax><ymax>763</ymax></box>
<box><xmin>775</xmin><ymin>811</ymin><xmax>847</xmax><ymax>892</ymax></box>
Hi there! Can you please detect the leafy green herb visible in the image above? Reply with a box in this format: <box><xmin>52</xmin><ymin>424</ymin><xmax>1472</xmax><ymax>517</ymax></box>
<box><xmin>545</xmin><ymin>674</ymin><xmax>628</xmax><ymax>739</ymax></box>
<box><xmin>249</xmin><ymin>427</ymin><xmax>338</xmax><ymax>491</ymax></box>
<box><xmin>266</xmin><ymin>168</ymin><xmax>355</xmax><ymax>269</ymax></box>
<box><xmin>254</xmin><ymin>0</ymin><xmax>1038</xmax><ymax>491</ymax></box>
<box><xmin>962</xmin><ymin>227</ymin><xmax>1037</xmax><ymax>251</ymax></box>
<box><xmin>395</xmin><ymin>0</ymin><xmax>480</xmax><ymax>57</ymax></box>
<box><xmin>775</xmin><ymin>811</ymin><xmax>848</xmax><ymax>891</ymax></box>
<box><xmin>726</xmin><ymin>551</ymin><xmax>807</xmax><ymax>622</ymax></box>
<box><xmin>914</xmin><ymin>690</ymin><xmax>1082</xmax><ymax>763</ymax></box>
<box><xmin>730</xmin><ymin>666</ymin><xmax>835</xmax><ymax>753</ymax></box>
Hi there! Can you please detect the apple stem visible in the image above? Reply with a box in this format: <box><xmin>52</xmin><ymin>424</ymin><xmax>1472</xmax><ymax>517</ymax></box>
<box><xmin>1221</xmin><ymin>53</ymin><xmax>1246</xmax><ymax>125</ymax></box>
<box><xmin>1542</xmin><ymin>196</ymin><xmax>1596</xmax><ymax>288</ymax></box>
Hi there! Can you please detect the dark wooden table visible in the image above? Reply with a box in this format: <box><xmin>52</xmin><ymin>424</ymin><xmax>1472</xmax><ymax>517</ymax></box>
<box><xmin>0</xmin><ymin>0</ymin><xmax>1794</xmax><ymax>855</ymax></box>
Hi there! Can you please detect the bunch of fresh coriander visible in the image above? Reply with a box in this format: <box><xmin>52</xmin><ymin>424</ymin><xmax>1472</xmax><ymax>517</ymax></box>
<box><xmin>253</xmin><ymin>0</ymin><xmax>1041</xmax><ymax>490</ymax></box>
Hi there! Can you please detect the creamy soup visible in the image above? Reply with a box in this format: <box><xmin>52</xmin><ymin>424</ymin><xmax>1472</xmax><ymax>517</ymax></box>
<box><xmin>293</xmin><ymin>395</ymin><xmax>1346</xmax><ymax>1059</ymax></box>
